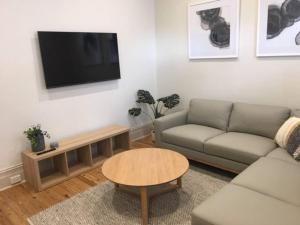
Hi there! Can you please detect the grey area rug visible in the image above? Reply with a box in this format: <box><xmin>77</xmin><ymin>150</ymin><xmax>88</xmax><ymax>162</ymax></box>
<box><xmin>28</xmin><ymin>166</ymin><xmax>230</xmax><ymax>225</ymax></box>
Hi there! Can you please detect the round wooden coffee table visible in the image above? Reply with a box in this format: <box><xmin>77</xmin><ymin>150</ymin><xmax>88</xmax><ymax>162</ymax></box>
<box><xmin>102</xmin><ymin>148</ymin><xmax>189</xmax><ymax>225</ymax></box>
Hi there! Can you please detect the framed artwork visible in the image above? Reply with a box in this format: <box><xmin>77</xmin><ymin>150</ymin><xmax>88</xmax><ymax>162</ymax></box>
<box><xmin>257</xmin><ymin>0</ymin><xmax>300</xmax><ymax>57</ymax></box>
<box><xmin>188</xmin><ymin>0</ymin><xmax>240</xmax><ymax>59</ymax></box>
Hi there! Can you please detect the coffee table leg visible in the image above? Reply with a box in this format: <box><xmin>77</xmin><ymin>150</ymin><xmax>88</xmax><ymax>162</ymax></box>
<box><xmin>177</xmin><ymin>177</ymin><xmax>182</xmax><ymax>188</ymax></box>
<box><xmin>140</xmin><ymin>187</ymin><xmax>148</xmax><ymax>225</ymax></box>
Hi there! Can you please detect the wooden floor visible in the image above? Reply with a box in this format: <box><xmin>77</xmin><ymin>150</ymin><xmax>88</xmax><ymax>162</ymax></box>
<box><xmin>0</xmin><ymin>136</ymin><xmax>153</xmax><ymax>225</ymax></box>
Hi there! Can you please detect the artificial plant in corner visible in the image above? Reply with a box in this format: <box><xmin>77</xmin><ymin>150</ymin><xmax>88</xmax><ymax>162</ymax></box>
<box><xmin>128</xmin><ymin>90</ymin><xmax>180</xmax><ymax>127</ymax></box>
<box><xmin>24</xmin><ymin>124</ymin><xmax>50</xmax><ymax>152</ymax></box>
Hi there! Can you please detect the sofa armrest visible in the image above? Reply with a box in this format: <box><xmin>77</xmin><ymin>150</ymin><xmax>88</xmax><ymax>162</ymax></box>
<box><xmin>154</xmin><ymin>110</ymin><xmax>187</xmax><ymax>145</ymax></box>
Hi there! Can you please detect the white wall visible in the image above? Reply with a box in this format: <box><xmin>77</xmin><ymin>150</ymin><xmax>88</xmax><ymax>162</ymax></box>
<box><xmin>0</xmin><ymin>0</ymin><xmax>157</xmax><ymax>171</ymax></box>
<box><xmin>2</xmin><ymin>0</ymin><xmax>300</xmax><ymax>174</ymax></box>
<box><xmin>155</xmin><ymin>0</ymin><xmax>300</xmax><ymax>109</ymax></box>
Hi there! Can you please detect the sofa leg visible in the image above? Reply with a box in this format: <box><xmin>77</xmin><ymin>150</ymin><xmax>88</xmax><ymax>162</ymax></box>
<box><xmin>177</xmin><ymin>177</ymin><xmax>182</xmax><ymax>188</ymax></box>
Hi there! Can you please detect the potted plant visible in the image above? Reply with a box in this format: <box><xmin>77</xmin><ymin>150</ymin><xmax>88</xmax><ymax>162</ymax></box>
<box><xmin>128</xmin><ymin>90</ymin><xmax>180</xmax><ymax>141</ymax></box>
<box><xmin>24</xmin><ymin>124</ymin><xmax>50</xmax><ymax>152</ymax></box>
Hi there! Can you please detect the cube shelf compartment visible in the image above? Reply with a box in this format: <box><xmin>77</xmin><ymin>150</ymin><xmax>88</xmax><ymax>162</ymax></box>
<box><xmin>67</xmin><ymin>146</ymin><xmax>92</xmax><ymax>175</ymax></box>
<box><xmin>38</xmin><ymin>153</ymin><xmax>68</xmax><ymax>189</ymax></box>
<box><xmin>112</xmin><ymin>132</ymin><xmax>130</xmax><ymax>154</ymax></box>
<box><xmin>91</xmin><ymin>139</ymin><xmax>112</xmax><ymax>165</ymax></box>
<box><xmin>22</xmin><ymin>125</ymin><xmax>130</xmax><ymax>192</ymax></box>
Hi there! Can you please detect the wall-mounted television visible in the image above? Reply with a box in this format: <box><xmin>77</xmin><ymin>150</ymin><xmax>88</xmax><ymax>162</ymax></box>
<box><xmin>38</xmin><ymin>31</ymin><xmax>121</xmax><ymax>89</ymax></box>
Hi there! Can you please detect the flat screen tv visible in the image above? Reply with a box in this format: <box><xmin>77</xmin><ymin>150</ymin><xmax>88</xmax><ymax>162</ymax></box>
<box><xmin>38</xmin><ymin>31</ymin><xmax>121</xmax><ymax>89</ymax></box>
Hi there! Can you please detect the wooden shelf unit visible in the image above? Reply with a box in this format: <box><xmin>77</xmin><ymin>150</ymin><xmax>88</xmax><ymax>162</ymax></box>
<box><xmin>112</xmin><ymin>132</ymin><xmax>131</xmax><ymax>154</ymax></box>
<box><xmin>22</xmin><ymin>125</ymin><xmax>130</xmax><ymax>192</ymax></box>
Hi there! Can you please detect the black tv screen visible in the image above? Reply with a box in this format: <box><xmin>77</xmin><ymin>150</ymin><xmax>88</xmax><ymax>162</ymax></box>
<box><xmin>38</xmin><ymin>31</ymin><xmax>121</xmax><ymax>88</ymax></box>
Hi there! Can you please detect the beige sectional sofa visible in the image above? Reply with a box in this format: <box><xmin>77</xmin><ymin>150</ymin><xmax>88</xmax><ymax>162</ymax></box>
<box><xmin>154</xmin><ymin>99</ymin><xmax>300</xmax><ymax>225</ymax></box>
<box><xmin>155</xmin><ymin>99</ymin><xmax>291</xmax><ymax>173</ymax></box>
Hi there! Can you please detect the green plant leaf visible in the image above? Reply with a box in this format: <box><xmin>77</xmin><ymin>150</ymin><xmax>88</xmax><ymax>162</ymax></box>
<box><xmin>24</xmin><ymin>124</ymin><xmax>50</xmax><ymax>146</ymax></box>
<box><xmin>157</xmin><ymin>94</ymin><xmax>180</xmax><ymax>109</ymax></box>
<box><xmin>136</xmin><ymin>90</ymin><xmax>155</xmax><ymax>105</ymax></box>
<box><xmin>128</xmin><ymin>108</ymin><xmax>142</xmax><ymax>117</ymax></box>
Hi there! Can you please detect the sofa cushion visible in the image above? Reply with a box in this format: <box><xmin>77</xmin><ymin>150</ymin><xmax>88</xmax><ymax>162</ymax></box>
<box><xmin>192</xmin><ymin>184</ymin><xmax>300</xmax><ymax>225</ymax></box>
<box><xmin>161</xmin><ymin>141</ymin><xmax>249</xmax><ymax>173</ymax></box>
<box><xmin>228</xmin><ymin>102</ymin><xmax>291</xmax><ymax>139</ymax></box>
<box><xmin>232</xmin><ymin>157</ymin><xmax>300</xmax><ymax>206</ymax></box>
<box><xmin>275</xmin><ymin>117</ymin><xmax>300</xmax><ymax>157</ymax></box>
<box><xmin>162</xmin><ymin>124</ymin><xmax>224</xmax><ymax>152</ymax></box>
<box><xmin>267</xmin><ymin>148</ymin><xmax>300</xmax><ymax>165</ymax></box>
<box><xmin>204</xmin><ymin>132</ymin><xmax>276</xmax><ymax>164</ymax></box>
<box><xmin>187</xmin><ymin>99</ymin><xmax>233</xmax><ymax>131</ymax></box>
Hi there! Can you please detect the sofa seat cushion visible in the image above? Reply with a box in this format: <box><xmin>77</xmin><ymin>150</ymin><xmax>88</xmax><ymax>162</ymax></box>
<box><xmin>192</xmin><ymin>184</ymin><xmax>300</xmax><ymax>225</ymax></box>
<box><xmin>204</xmin><ymin>132</ymin><xmax>276</xmax><ymax>164</ymax></box>
<box><xmin>232</xmin><ymin>157</ymin><xmax>300</xmax><ymax>206</ymax></box>
<box><xmin>161</xmin><ymin>124</ymin><xmax>224</xmax><ymax>152</ymax></box>
<box><xmin>267</xmin><ymin>148</ymin><xmax>300</xmax><ymax>165</ymax></box>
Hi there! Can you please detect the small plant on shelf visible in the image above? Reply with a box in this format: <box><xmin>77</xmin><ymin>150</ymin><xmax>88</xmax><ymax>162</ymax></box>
<box><xmin>24</xmin><ymin>124</ymin><xmax>50</xmax><ymax>152</ymax></box>
<box><xmin>128</xmin><ymin>90</ymin><xmax>180</xmax><ymax>140</ymax></box>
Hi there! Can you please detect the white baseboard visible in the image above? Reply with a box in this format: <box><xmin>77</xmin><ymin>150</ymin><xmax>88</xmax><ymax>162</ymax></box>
<box><xmin>0</xmin><ymin>124</ymin><xmax>152</xmax><ymax>191</ymax></box>
<box><xmin>130</xmin><ymin>123</ymin><xmax>153</xmax><ymax>141</ymax></box>
<box><xmin>0</xmin><ymin>164</ymin><xmax>25</xmax><ymax>191</ymax></box>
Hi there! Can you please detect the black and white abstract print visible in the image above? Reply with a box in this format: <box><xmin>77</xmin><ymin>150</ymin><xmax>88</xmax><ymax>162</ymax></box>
<box><xmin>296</xmin><ymin>31</ymin><xmax>300</xmax><ymax>44</ymax></box>
<box><xmin>257</xmin><ymin>0</ymin><xmax>300</xmax><ymax>56</ymax></box>
<box><xmin>196</xmin><ymin>8</ymin><xmax>230</xmax><ymax>48</ymax></box>
<box><xmin>188</xmin><ymin>0</ymin><xmax>240</xmax><ymax>59</ymax></box>
<box><xmin>267</xmin><ymin>0</ymin><xmax>300</xmax><ymax>44</ymax></box>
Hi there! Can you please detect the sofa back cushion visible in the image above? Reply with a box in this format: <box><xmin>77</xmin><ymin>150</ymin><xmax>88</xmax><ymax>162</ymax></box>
<box><xmin>229</xmin><ymin>103</ymin><xmax>291</xmax><ymax>139</ymax></box>
<box><xmin>187</xmin><ymin>99</ymin><xmax>233</xmax><ymax>131</ymax></box>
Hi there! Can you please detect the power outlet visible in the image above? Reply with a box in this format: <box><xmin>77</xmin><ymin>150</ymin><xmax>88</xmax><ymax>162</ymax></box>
<box><xmin>10</xmin><ymin>174</ymin><xmax>22</xmax><ymax>185</ymax></box>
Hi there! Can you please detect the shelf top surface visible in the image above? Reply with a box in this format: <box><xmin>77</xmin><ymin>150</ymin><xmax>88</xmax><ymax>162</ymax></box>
<box><xmin>23</xmin><ymin>125</ymin><xmax>129</xmax><ymax>160</ymax></box>
<box><xmin>102</xmin><ymin>148</ymin><xmax>189</xmax><ymax>187</ymax></box>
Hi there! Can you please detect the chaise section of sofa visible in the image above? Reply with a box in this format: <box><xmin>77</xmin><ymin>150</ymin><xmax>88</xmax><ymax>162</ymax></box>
<box><xmin>191</xmin><ymin>183</ymin><xmax>300</xmax><ymax>225</ymax></box>
<box><xmin>191</xmin><ymin>157</ymin><xmax>300</xmax><ymax>225</ymax></box>
<box><xmin>154</xmin><ymin>98</ymin><xmax>291</xmax><ymax>173</ymax></box>
<box><xmin>231</xmin><ymin>157</ymin><xmax>300</xmax><ymax>206</ymax></box>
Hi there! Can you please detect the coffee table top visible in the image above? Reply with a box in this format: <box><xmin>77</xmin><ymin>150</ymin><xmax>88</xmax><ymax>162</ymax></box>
<box><xmin>102</xmin><ymin>148</ymin><xmax>189</xmax><ymax>187</ymax></box>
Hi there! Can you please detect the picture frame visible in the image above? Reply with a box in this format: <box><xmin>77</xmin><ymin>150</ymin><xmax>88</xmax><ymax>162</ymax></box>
<box><xmin>257</xmin><ymin>0</ymin><xmax>300</xmax><ymax>57</ymax></box>
<box><xmin>188</xmin><ymin>0</ymin><xmax>240</xmax><ymax>59</ymax></box>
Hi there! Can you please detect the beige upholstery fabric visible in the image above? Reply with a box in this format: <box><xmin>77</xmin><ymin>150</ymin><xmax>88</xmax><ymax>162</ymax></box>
<box><xmin>267</xmin><ymin>148</ymin><xmax>300</xmax><ymax>165</ymax></box>
<box><xmin>232</xmin><ymin>157</ymin><xmax>300</xmax><ymax>206</ymax></box>
<box><xmin>159</xmin><ymin>142</ymin><xmax>248</xmax><ymax>173</ymax></box>
<box><xmin>204</xmin><ymin>132</ymin><xmax>276</xmax><ymax>164</ymax></box>
<box><xmin>154</xmin><ymin>110</ymin><xmax>187</xmax><ymax>146</ymax></box>
<box><xmin>162</xmin><ymin>124</ymin><xmax>224</xmax><ymax>152</ymax></box>
<box><xmin>155</xmin><ymin>101</ymin><xmax>300</xmax><ymax>225</ymax></box>
<box><xmin>228</xmin><ymin>103</ymin><xmax>291</xmax><ymax>139</ymax></box>
<box><xmin>187</xmin><ymin>99</ymin><xmax>233</xmax><ymax>131</ymax></box>
<box><xmin>191</xmin><ymin>184</ymin><xmax>300</xmax><ymax>225</ymax></box>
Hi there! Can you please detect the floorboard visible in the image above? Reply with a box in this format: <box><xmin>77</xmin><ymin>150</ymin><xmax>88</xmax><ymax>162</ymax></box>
<box><xmin>0</xmin><ymin>136</ymin><xmax>153</xmax><ymax>225</ymax></box>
